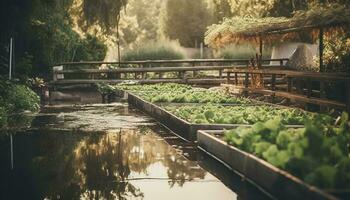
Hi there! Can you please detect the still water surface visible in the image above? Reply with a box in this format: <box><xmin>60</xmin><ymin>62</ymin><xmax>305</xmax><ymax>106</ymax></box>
<box><xmin>0</xmin><ymin>103</ymin><xmax>271</xmax><ymax>200</ymax></box>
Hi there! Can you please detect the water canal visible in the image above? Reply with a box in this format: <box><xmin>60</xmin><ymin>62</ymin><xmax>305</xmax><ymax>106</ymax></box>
<box><xmin>0</xmin><ymin>101</ymin><xmax>272</xmax><ymax>200</ymax></box>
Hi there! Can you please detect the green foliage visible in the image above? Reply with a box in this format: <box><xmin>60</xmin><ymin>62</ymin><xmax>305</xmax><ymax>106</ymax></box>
<box><xmin>77</xmin><ymin>0</ymin><xmax>127</xmax><ymax>33</ymax></box>
<box><xmin>224</xmin><ymin>113</ymin><xmax>350</xmax><ymax>190</ymax></box>
<box><xmin>0</xmin><ymin>79</ymin><xmax>40</xmax><ymax>128</ymax></box>
<box><xmin>208</xmin><ymin>0</ymin><xmax>233</xmax><ymax>22</ymax></box>
<box><xmin>160</xmin><ymin>0</ymin><xmax>211</xmax><ymax>47</ymax></box>
<box><xmin>216</xmin><ymin>44</ymin><xmax>272</xmax><ymax>59</ymax></box>
<box><xmin>0</xmin><ymin>0</ymin><xmax>108</xmax><ymax>79</ymax></box>
<box><xmin>323</xmin><ymin>33</ymin><xmax>350</xmax><ymax>73</ymax></box>
<box><xmin>114</xmin><ymin>83</ymin><xmax>250</xmax><ymax>104</ymax></box>
<box><xmin>119</xmin><ymin>0</ymin><xmax>162</xmax><ymax>46</ymax></box>
<box><xmin>74</xmin><ymin>35</ymin><xmax>107</xmax><ymax>62</ymax></box>
<box><xmin>122</xmin><ymin>40</ymin><xmax>185</xmax><ymax>61</ymax></box>
<box><xmin>166</xmin><ymin>104</ymin><xmax>324</xmax><ymax>125</ymax></box>
<box><xmin>96</xmin><ymin>83</ymin><xmax>116</xmax><ymax>96</ymax></box>
<box><xmin>5</xmin><ymin>85</ymin><xmax>40</xmax><ymax>113</ymax></box>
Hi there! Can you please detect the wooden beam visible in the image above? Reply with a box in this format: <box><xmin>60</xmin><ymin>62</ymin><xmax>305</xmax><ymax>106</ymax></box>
<box><xmin>319</xmin><ymin>28</ymin><xmax>324</xmax><ymax>72</ymax></box>
<box><xmin>259</xmin><ymin>36</ymin><xmax>263</xmax><ymax>56</ymax></box>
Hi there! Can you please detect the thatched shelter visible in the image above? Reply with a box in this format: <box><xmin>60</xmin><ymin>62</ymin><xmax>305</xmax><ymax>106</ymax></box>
<box><xmin>205</xmin><ymin>3</ymin><xmax>350</xmax><ymax>71</ymax></box>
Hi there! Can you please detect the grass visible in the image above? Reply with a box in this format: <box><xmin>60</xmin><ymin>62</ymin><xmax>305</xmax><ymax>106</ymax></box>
<box><xmin>215</xmin><ymin>44</ymin><xmax>272</xmax><ymax>60</ymax></box>
<box><xmin>121</xmin><ymin>40</ymin><xmax>186</xmax><ymax>66</ymax></box>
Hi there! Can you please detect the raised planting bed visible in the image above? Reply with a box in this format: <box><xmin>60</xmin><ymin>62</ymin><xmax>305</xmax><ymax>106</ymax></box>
<box><xmin>197</xmin><ymin>130</ymin><xmax>339</xmax><ymax>200</ymax></box>
<box><xmin>197</xmin><ymin>115</ymin><xmax>350</xmax><ymax>200</ymax></box>
<box><xmin>127</xmin><ymin>93</ymin><xmax>304</xmax><ymax>141</ymax></box>
<box><xmin>162</xmin><ymin>103</ymin><xmax>330</xmax><ymax>126</ymax></box>
<box><xmin>111</xmin><ymin>83</ymin><xmax>253</xmax><ymax>104</ymax></box>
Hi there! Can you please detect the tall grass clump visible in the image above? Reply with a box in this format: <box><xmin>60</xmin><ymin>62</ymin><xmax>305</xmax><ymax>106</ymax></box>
<box><xmin>122</xmin><ymin>40</ymin><xmax>186</xmax><ymax>62</ymax></box>
<box><xmin>0</xmin><ymin>79</ymin><xmax>40</xmax><ymax>128</ymax></box>
<box><xmin>216</xmin><ymin>44</ymin><xmax>272</xmax><ymax>60</ymax></box>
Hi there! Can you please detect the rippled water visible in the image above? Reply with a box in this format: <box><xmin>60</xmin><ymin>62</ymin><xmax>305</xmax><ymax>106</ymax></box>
<box><xmin>0</xmin><ymin>103</ymin><xmax>271</xmax><ymax>200</ymax></box>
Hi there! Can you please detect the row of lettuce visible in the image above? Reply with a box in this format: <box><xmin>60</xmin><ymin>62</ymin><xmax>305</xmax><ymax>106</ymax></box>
<box><xmin>99</xmin><ymin>83</ymin><xmax>350</xmax><ymax>191</ymax></box>
<box><xmin>0</xmin><ymin>79</ymin><xmax>40</xmax><ymax>128</ymax></box>
<box><xmin>98</xmin><ymin>83</ymin><xmax>334</xmax><ymax>125</ymax></box>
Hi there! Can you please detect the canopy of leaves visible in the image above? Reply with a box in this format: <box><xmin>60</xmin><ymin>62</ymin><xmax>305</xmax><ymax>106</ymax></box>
<box><xmin>160</xmin><ymin>0</ymin><xmax>211</xmax><ymax>47</ymax></box>
<box><xmin>77</xmin><ymin>0</ymin><xmax>127</xmax><ymax>33</ymax></box>
<box><xmin>205</xmin><ymin>3</ymin><xmax>350</xmax><ymax>48</ymax></box>
<box><xmin>0</xmin><ymin>0</ymin><xmax>107</xmax><ymax>79</ymax></box>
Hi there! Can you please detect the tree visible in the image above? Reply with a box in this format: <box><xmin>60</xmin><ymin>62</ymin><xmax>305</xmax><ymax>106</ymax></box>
<box><xmin>160</xmin><ymin>0</ymin><xmax>211</xmax><ymax>47</ymax></box>
<box><xmin>211</xmin><ymin>0</ymin><xmax>233</xmax><ymax>22</ymax></box>
<box><xmin>119</xmin><ymin>0</ymin><xmax>163</xmax><ymax>47</ymax></box>
<box><xmin>0</xmin><ymin>0</ymin><xmax>110</xmax><ymax>79</ymax></box>
<box><xmin>226</xmin><ymin>0</ymin><xmax>350</xmax><ymax>18</ymax></box>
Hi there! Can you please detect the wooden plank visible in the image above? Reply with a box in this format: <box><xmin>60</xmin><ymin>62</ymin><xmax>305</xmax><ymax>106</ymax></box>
<box><xmin>57</xmin><ymin>58</ymin><xmax>290</xmax><ymax>66</ymax></box>
<box><xmin>52</xmin><ymin>78</ymin><xmax>227</xmax><ymax>85</ymax></box>
<box><xmin>224</xmin><ymin>69</ymin><xmax>350</xmax><ymax>81</ymax></box>
<box><xmin>245</xmin><ymin>88</ymin><xmax>346</xmax><ymax>110</ymax></box>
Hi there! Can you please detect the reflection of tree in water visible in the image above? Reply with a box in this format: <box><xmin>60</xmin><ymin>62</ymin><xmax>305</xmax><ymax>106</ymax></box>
<box><xmin>2</xmin><ymin>126</ymin><xmax>207</xmax><ymax>199</ymax></box>
<box><xmin>72</xmin><ymin>130</ymin><xmax>144</xmax><ymax>200</ymax></box>
<box><xmin>71</xmin><ymin>126</ymin><xmax>206</xmax><ymax>197</ymax></box>
<box><xmin>131</xmin><ymin>126</ymin><xmax>206</xmax><ymax>187</ymax></box>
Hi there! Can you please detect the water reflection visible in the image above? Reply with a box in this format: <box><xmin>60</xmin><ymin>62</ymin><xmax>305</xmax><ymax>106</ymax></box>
<box><xmin>0</xmin><ymin>103</ymin><xmax>269</xmax><ymax>200</ymax></box>
<box><xmin>1</xmin><ymin>127</ymin><xmax>232</xmax><ymax>199</ymax></box>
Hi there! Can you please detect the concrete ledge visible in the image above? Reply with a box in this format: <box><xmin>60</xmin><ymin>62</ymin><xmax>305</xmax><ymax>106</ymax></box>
<box><xmin>197</xmin><ymin>130</ymin><xmax>339</xmax><ymax>200</ymax></box>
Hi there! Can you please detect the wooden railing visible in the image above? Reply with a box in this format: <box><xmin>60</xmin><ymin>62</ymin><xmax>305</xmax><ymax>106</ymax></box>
<box><xmin>52</xmin><ymin>59</ymin><xmax>289</xmax><ymax>85</ymax></box>
<box><xmin>226</xmin><ymin>68</ymin><xmax>350</xmax><ymax>112</ymax></box>
<box><xmin>57</xmin><ymin>58</ymin><xmax>289</xmax><ymax>67</ymax></box>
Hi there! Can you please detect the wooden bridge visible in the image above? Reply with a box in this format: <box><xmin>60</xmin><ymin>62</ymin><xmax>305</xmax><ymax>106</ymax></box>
<box><xmin>52</xmin><ymin>59</ymin><xmax>288</xmax><ymax>86</ymax></box>
<box><xmin>51</xmin><ymin>58</ymin><xmax>350</xmax><ymax>112</ymax></box>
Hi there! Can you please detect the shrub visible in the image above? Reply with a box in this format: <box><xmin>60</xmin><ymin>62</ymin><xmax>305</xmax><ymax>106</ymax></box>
<box><xmin>8</xmin><ymin>85</ymin><xmax>40</xmax><ymax>112</ymax></box>
<box><xmin>215</xmin><ymin>44</ymin><xmax>272</xmax><ymax>60</ymax></box>
<box><xmin>0</xmin><ymin>80</ymin><xmax>40</xmax><ymax>113</ymax></box>
<box><xmin>323</xmin><ymin>33</ymin><xmax>350</xmax><ymax>73</ymax></box>
<box><xmin>122</xmin><ymin>40</ymin><xmax>185</xmax><ymax>63</ymax></box>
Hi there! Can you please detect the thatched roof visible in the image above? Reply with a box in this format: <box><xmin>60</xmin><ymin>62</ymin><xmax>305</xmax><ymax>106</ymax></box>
<box><xmin>205</xmin><ymin>3</ymin><xmax>350</xmax><ymax>48</ymax></box>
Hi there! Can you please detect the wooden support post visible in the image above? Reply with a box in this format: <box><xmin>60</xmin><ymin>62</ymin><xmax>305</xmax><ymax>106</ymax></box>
<box><xmin>135</xmin><ymin>72</ymin><xmax>138</xmax><ymax>79</ymax></box>
<box><xmin>296</xmin><ymin>79</ymin><xmax>302</xmax><ymax>95</ymax></box>
<box><xmin>192</xmin><ymin>62</ymin><xmax>197</xmax><ymax>77</ymax></box>
<box><xmin>307</xmin><ymin>79</ymin><xmax>312</xmax><ymax>98</ymax></box>
<box><xmin>271</xmin><ymin>74</ymin><xmax>276</xmax><ymax>91</ymax></box>
<box><xmin>235</xmin><ymin>73</ymin><xmax>238</xmax><ymax>85</ymax></box>
<box><xmin>271</xmin><ymin>74</ymin><xmax>276</xmax><ymax>103</ymax></box>
<box><xmin>320</xmin><ymin>81</ymin><xmax>326</xmax><ymax>112</ymax></box>
<box><xmin>259</xmin><ymin>36</ymin><xmax>263</xmax><ymax>57</ymax></box>
<box><xmin>244</xmin><ymin>72</ymin><xmax>249</xmax><ymax>96</ymax></box>
<box><xmin>227</xmin><ymin>72</ymin><xmax>231</xmax><ymax>83</ymax></box>
<box><xmin>142</xmin><ymin>72</ymin><xmax>146</xmax><ymax>79</ymax></box>
<box><xmin>320</xmin><ymin>81</ymin><xmax>326</xmax><ymax>99</ymax></box>
<box><xmin>305</xmin><ymin>78</ymin><xmax>313</xmax><ymax>111</ymax></box>
<box><xmin>219</xmin><ymin>69</ymin><xmax>223</xmax><ymax>78</ymax></box>
<box><xmin>245</xmin><ymin>73</ymin><xmax>249</xmax><ymax>88</ymax></box>
<box><xmin>319</xmin><ymin>28</ymin><xmax>324</xmax><ymax>72</ymax></box>
<box><xmin>287</xmin><ymin>77</ymin><xmax>292</xmax><ymax>104</ymax></box>
<box><xmin>179</xmin><ymin>71</ymin><xmax>185</xmax><ymax>80</ymax></box>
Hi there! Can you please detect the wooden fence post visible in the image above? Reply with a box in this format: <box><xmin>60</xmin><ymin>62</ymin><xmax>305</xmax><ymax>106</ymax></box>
<box><xmin>286</xmin><ymin>77</ymin><xmax>292</xmax><ymax>105</ymax></box>
<box><xmin>271</xmin><ymin>74</ymin><xmax>276</xmax><ymax>103</ymax></box>
<box><xmin>320</xmin><ymin>81</ymin><xmax>326</xmax><ymax>112</ymax></box>
<box><xmin>244</xmin><ymin>72</ymin><xmax>249</xmax><ymax>96</ymax></box>
<box><xmin>227</xmin><ymin>72</ymin><xmax>231</xmax><ymax>84</ymax></box>
<box><xmin>235</xmin><ymin>73</ymin><xmax>238</xmax><ymax>85</ymax></box>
